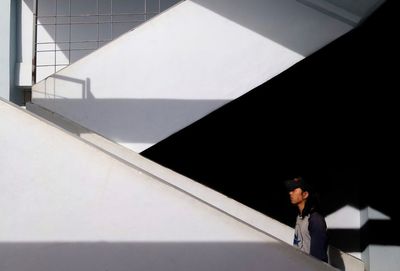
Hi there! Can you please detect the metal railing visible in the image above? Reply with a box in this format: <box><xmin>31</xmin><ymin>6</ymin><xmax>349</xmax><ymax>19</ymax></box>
<box><xmin>34</xmin><ymin>0</ymin><xmax>174</xmax><ymax>83</ymax></box>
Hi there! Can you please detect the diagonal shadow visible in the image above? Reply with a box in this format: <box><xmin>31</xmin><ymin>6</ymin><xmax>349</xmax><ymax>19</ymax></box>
<box><xmin>142</xmin><ymin>0</ymin><xmax>397</xmax><ymax>254</ymax></box>
<box><xmin>190</xmin><ymin>0</ymin><xmax>363</xmax><ymax>56</ymax></box>
<box><xmin>33</xmin><ymin>97</ymin><xmax>229</xmax><ymax>144</ymax></box>
<box><xmin>33</xmin><ymin>0</ymin><xmax>182</xmax><ymax>82</ymax></box>
<box><xmin>0</xmin><ymin>241</ymin><xmax>336</xmax><ymax>271</ymax></box>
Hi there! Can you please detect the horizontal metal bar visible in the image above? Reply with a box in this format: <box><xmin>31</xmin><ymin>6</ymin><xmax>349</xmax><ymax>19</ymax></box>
<box><xmin>37</xmin><ymin>48</ymin><xmax>100</xmax><ymax>53</ymax></box>
<box><xmin>37</xmin><ymin>20</ymin><xmax>145</xmax><ymax>26</ymax></box>
<box><xmin>37</xmin><ymin>40</ymin><xmax>112</xmax><ymax>45</ymax></box>
<box><xmin>34</xmin><ymin>0</ymin><xmax>165</xmax><ymax>79</ymax></box>
<box><xmin>36</xmin><ymin>64</ymin><xmax>69</xmax><ymax>67</ymax></box>
<box><xmin>36</xmin><ymin>12</ymin><xmax>158</xmax><ymax>18</ymax></box>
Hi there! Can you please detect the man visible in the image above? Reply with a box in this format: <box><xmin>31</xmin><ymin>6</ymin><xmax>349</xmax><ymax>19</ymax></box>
<box><xmin>285</xmin><ymin>177</ymin><xmax>328</xmax><ymax>262</ymax></box>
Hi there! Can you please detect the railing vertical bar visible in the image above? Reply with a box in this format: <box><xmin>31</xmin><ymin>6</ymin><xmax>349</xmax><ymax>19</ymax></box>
<box><xmin>32</xmin><ymin>0</ymin><xmax>38</xmax><ymax>84</ymax></box>
<box><xmin>34</xmin><ymin>0</ymin><xmax>175</xmax><ymax>80</ymax></box>
<box><xmin>144</xmin><ymin>0</ymin><xmax>147</xmax><ymax>20</ymax></box>
<box><xmin>97</xmin><ymin>0</ymin><xmax>99</xmax><ymax>49</ymax></box>
<box><xmin>110</xmin><ymin>0</ymin><xmax>113</xmax><ymax>39</ymax></box>
<box><xmin>68</xmin><ymin>0</ymin><xmax>71</xmax><ymax>65</ymax></box>
<box><xmin>54</xmin><ymin>0</ymin><xmax>58</xmax><ymax>75</ymax></box>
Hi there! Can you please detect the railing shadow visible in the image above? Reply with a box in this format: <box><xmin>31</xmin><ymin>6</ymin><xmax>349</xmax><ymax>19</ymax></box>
<box><xmin>0</xmin><ymin>241</ymin><xmax>336</xmax><ymax>271</ymax></box>
<box><xmin>32</xmin><ymin>73</ymin><xmax>229</xmax><ymax>150</ymax></box>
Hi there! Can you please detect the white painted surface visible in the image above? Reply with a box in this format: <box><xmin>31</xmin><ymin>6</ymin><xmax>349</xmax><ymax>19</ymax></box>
<box><xmin>35</xmin><ymin>0</ymin><xmax>180</xmax><ymax>82</ymax></box>
<box><xmin>0</xmin><ymin>98</ymin><xmax>337</xmax><ymax>270</ymax></box>
<box><xmin>298</xmin><ymin>0</ymin><xmax>362</xmax><ymax>25</ymax></box>
<box><xmin>297</xmin><ymin>0</ymin><xmax>384</xmax><ymax>26</ymax></box>
<box><xmin>324</xmin><ymin>0</ymin><xmax>385</xmax><ymax>18</ymax></box>
<box><xmin>26</xmin><ymin>101</ymin><xmax>295</xmax><ymax>244</ymax></box>
<box><xmin>326</xmin><ymin>205</ymin><xmax>361</xmax><ymax>229</ymax></box>
<box><xmin>366</xmin><ymin>246</ymin><xmax>400</xmax><ymax>271</ymax></box>
<box><xmin>15</xmin><ymin>0</ymin><xmax>34</xmax><ymax>86</ymax></box>
<box><xmin>0</xmin><ymin>0</ymin><xmax>12</xmax><ymax>100</ymax></box>
<box><xmin>32</xmin><ymin>0</ymin><xmax>352</xmax><ymax>152</ymax></box>
<box><xmin>26</xmin><ymin>101</ymin><xmax>365</xmax><ymax>271</ymax></box>
<box><xmin>360</xmin><ymin>206</ymin><xmax>398</xmax><ymax>271</ymax></box>
<box><xmin>327</xmin><ymin>204</ymin><xmax>399</xmax><ymax>271</ymax></box>
<box><xmin>363</xmin><ymin>207</ymin><xmax>390</xmax><ymax>222</ymax></box>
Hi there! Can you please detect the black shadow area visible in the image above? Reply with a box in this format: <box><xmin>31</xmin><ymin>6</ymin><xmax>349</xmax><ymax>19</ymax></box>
<box><xmin>142</xmin><ymin>1</ymin><xmax>397</xmax><ymax>253</ymax></box>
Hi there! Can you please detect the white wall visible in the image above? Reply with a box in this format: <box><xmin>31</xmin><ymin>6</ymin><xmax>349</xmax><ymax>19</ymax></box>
<box><xmin>361</xmin><ymin>207</ymin><xmax>397</xmax><ymax>271</ymax></box>
<box><xmin>326</xmin><ymin>205</ymin><xmax>362</xmax><ymax>258</ymax></box>
<box><xmin>0</xmin><ymin>0</ymin><xmax>12</xmax><ymax>100</ymax></box>
<box><xmin>325</xmin><ymin>204</ymin><xmax>399</xmax><ymax>271</ymax></box>
<box><xmin>35</xmin><ymin>0</ymin><xmax>180</xmax><ymax>82</ymax></box>
<box><xmin>0</xmin><ymin>98</ymin><xmax>337</xmax><ymax>271</ymax></box>
<box><xmin>32</xmin><ymin>0</ymin><xmax>352</xmax><ymax>152</ymax></box>
<box><xmin>26</xmin><ymin>101</ymin><xmax>365</xmax><ymax>271</ymax></box>
<box><xmin>15</xmin><ymin>0</ymin><xmax>35</xmax><ymax>87</ymax></box>
<box><xmin>324</xmin><ymin>0</ymin><xmax>385</xmax><ymax>18</ymax></box>
<box><xmin>297</xmin><ymin>0</ymin><xmax>385</xmax><ymax>25</ymax></box>
<box><xmin>367</xmin><ymin>246</ymin><xmax>400</xmax><ymax>271</ymax></box>
<box><xmin>1</xmin><ymin>0</ymin><xmax>34</xmax><ymax>103</ymax></box>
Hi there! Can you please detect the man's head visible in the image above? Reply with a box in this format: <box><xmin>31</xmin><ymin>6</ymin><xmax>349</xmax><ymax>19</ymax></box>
<box><xmin>285</xmin><ymin>177</ymin><xmax>311</xmax><ymax>210</ymax></box>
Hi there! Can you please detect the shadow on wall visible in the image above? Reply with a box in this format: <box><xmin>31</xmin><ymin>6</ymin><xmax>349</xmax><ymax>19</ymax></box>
<box><xmin>328</xmin><ymin>247</ymin><xmax>345</xmax><ymax>271</ymax></box>
<box><xmin>34</xmin><ymin>0</ymin><xmax>181</xmax><ymax>81</ymax></box>
<box><xmin>32</xmin><ymin>0</ymin><xmax>357</xmax><ymax>83</ymax></box>
<box><xmin>191</xmin><ymin>0</ymin><xmax>355</xmax><ymax>56</ymax></box>
<box><xmin>141</xmin><ymin>0</ymin><xmax>398</xmax><ymax>256</ymax></box>
<box><xmin>32</xmin><ymin>75</ymin><xmax>228</xmax><ymax>146</ymax></box>
<box><xmin>0</xmin><ymin>242</ymin><xmax>334</xmax><ymax>271</ymax></box>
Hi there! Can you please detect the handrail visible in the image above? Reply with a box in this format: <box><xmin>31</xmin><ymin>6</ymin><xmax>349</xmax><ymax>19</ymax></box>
<box><xmin>34</xmin><ymin>0</ymin><xmax>180</xmax><ymax>83</ymax></box>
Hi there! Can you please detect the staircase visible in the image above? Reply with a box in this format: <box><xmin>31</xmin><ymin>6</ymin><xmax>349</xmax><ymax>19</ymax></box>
<box><xmin>1</xmin><ymin>97</ymin><xmax>362</xmax><ymax>270</ymax></box>
<box><xmin>25</xmin><ymin>1</ymin><xmax>387</xmax><ymax>269</ymax></box>
<box><xmin>31</xmin><ymin>0</ymin><xmax>354</xmax><ymax>152</ymax></box>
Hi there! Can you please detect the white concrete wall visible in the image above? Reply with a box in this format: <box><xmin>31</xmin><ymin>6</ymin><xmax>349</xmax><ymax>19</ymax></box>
<box><xmin>16</xmin><ymin>0</ymin><xmax>35</xmax><ymax>87</ymax></box>
<box><xmin>0</xmin><ymin>0</ymin><xmax>12</xmax><ymax>100</ymax></box>
<box><xmin>360</xmin><ymin>207</ymin><xmax>398</xmax><ymax>271</ymax></box>
<box><xmin>326</xmin><ymin>203</ymin><xmax>400</xmax><ymax>271</ymax></box>
<box><xmin>326</xmin><ymin>205</ymin><xmax>362</xmax><ymax>259</ymax></box>
<box><xmin>297</xmin><ymin>0</ymin><xmax>385</xmax><ymax>25</ymax></box>
<box><xmin>367</xmin><ymin>246</ymin><xmax>400</xmax><ymax>271</ymax></box>
<box><xmin>32</xmin><ymin>0</ymin><xmax>353</xmax><ymax>152</ymax></box>
<box><xmin>26</xmin><ymin>101</ymin><xmax>365</xmax><ymax>271</ymax></box>
<box><xmin>0</xmin><ymin>98</ymin><xmax>337</xmax><ymax>271</ymax></box>
<box><xmin>35</xmin><ymin>0</ymin><xmax>180</xmax><ymax>82</ymax></box>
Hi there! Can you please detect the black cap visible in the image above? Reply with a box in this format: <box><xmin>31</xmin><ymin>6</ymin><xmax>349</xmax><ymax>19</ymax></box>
<box><xmin>285</xmin><ymin>177</ymin><xmax>312</xmax><ymax>192</ymax></box>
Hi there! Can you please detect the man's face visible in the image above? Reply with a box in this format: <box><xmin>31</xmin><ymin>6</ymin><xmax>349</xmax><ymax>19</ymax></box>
<box><xmin>289</xmin><ymin>187</ymin><xmax>308</xmax><ymax>205</ymax></box>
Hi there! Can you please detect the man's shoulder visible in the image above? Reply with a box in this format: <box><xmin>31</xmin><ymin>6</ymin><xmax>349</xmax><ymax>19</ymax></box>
<box><xmin>309</xmin><ymin>211</ymin><xmax>324</xmax><ymax>220</ymax></box>
<box><xmin>308</xmin><ymin>212</ymin><xmax>327</xmax><ymax>229</ymax></box>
